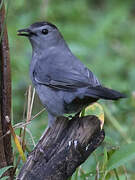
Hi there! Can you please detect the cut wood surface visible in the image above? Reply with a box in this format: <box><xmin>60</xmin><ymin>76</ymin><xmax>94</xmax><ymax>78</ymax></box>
<box><xmin>17</xmin><ymin>115</ymin><xmax>105</xmax><ymax>180</ymax></box>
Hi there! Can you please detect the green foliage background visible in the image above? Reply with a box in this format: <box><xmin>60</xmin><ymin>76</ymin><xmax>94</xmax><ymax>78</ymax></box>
<box><xmin>5</xmin><ymin>0</ymin><xmax>135</xmax><ymax>179</ymax></box>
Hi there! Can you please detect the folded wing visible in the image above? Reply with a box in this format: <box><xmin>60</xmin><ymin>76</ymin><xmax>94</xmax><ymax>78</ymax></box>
<box><xmin>33</xmin><ymin>58</ymin><xmax>100</xmax><ymax>91</ymax></box>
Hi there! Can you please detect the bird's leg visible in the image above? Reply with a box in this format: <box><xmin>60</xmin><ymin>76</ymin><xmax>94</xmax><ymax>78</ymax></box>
<box><xmin>48</xmin><ymin>112</ymin><xmax>56</xmax><ymax>127</ymax></box>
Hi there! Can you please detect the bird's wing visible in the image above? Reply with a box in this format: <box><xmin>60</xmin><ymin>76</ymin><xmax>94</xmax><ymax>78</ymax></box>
<box><xmin>33</xmin><ymin>57</ymin><xmax>100</xmax><ymax>91</ymax></box>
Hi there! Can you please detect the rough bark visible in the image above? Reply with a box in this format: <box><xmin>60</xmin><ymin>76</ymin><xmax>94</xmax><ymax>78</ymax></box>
<box><xmin>17</xmin><ymin>115</ymin><xmax>105</xmax><ymax>180</ymax></box>
<box><xmin>0</xmin><ymin>1</ymin><xmax>13</xmax><ymax>179</ymax></box>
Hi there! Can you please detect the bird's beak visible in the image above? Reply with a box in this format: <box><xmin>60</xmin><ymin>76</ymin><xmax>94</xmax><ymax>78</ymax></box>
<box><xmin>17</xmin><ymin>28</ymin><xmax>37</xmax><ymax>37</ymax></box>
<box><xmin>17</xmin><ymin>28</ymin><xmax>30</xmax><ymax>36</ymax></box>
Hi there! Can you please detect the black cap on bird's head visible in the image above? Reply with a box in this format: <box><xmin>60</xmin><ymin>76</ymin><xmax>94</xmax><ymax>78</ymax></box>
<box><xmin>18</xmin><ymin>21</ymin><xmax>57</xmax><ymax>37</ymax></box>
<box><xmin>18</xmin><ymin>21</ymin><xmax>63</xmax><ymax>50</ymax></box>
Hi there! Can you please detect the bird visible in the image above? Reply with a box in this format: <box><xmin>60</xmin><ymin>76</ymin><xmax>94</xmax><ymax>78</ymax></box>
<box><xmin>18</xmin><ymin>21</ymin><xmax>125</xmax><ymax>127</ymax></box>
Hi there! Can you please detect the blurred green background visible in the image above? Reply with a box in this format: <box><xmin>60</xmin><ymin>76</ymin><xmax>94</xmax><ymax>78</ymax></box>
<box><xmin>5</xmin><ymin>0</ymin><xmax>135</xmax><ymax>179</ymax></box>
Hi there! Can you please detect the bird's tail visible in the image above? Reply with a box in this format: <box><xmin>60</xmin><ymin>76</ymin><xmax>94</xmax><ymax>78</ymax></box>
<box><xmin>86</xmin><ymin>86</ymin><xmax>126</xmax><ymax>100</ymax></box>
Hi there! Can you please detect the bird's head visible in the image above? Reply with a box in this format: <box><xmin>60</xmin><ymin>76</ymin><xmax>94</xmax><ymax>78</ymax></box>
<box><xmin>18</xmin><ymin>21</ymin><xmax>63</xmax><ymax>51</ymax></box>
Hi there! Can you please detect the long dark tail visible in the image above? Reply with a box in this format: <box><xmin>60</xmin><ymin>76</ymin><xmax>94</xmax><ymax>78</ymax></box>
<box><xmin>86</xmin><ymin>86</ymin><xmax>126</xmax><ymax>100</ymax></box>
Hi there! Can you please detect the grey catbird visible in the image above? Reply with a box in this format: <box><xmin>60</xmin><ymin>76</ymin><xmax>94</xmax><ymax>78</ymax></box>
<box><xmin>18</xmin><ymin>21</ymin><xmax>125</xmax><ymax>127</ymax></box>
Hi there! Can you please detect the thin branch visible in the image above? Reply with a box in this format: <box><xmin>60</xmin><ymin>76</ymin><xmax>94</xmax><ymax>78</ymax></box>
<box><xmin>0</xmin><ymin>1</ymin><xmax>13</xmax><ymax>179</ymax></box>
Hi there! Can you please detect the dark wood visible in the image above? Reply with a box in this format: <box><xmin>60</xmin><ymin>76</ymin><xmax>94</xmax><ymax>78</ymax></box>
<box><xmin>0</xmin><ymin>1</ymin><xmax>13</xmax><ymax>179</ymax></box>
<box><xmin>17</xmin><ymin>115</ymin><xmax>105</xmax><ymax>180</ymax></box>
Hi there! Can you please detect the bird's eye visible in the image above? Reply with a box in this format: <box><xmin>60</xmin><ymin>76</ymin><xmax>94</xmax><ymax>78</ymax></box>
<box><xmin>42</xmin><ymin>29</ymin><xmax>48</xmax><ymax>35</ymax></box>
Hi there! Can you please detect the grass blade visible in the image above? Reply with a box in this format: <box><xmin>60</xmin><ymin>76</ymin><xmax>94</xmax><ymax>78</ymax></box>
<box><xmin>0</xmin><ymin>166</ymin><xmax>12</xmax><ymax>178</ymax></box>
<box><xmin>107</xmin><ymin>142</ymin><xmax>135</xmax><ymax>171</ymax></box>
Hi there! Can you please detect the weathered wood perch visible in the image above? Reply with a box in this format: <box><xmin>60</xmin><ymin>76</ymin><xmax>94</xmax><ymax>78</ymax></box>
<box><xmin>17</xmin><ymin>115</ymin><xmax>105</xmax><ymax>180</ymax></box>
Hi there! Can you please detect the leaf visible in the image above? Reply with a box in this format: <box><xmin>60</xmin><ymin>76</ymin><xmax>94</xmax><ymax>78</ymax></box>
<box><xmin>84</xmin><ymin>103</ymin><xmax>104</xmax><ymax>129</ymax></box>
<box><xmin>1</xmin><ymin>176</ymin><xmax>9</xmax><ymax>180</ymax></box>
<box><xmin>80</xmin><ymin>107</ymin><xmax>85</xmax><ymax>117</ymax></box>
<box><xmin>104</xmin><ymin>136</ymin><xmax>116</xmax><ymax>145</ymax></box>
<box><xmin>5</xmin><ymin>116</ymin><xmax>26</xmax><ymax>162</ymax></box>
<box><xmin>113</xmin><ymin>169</ymin><xmax>120</xmax><ymax>180</ymax></box>
<box><xmin>102</xmin><ymin>147</ymin><xmax>108</xmax><ymax>171</ymax></box>
<box><xmin>12</xmin><ymin>132</ymin><xmax>26</xmax><ymax>162</ymax></box>
<box><xmin>107</xmin><ymin>142</ymin><xmax>135</xmax><ymax>171</ymax></box>
<box><xmin>74</xmin><ymin>168</ymin><xmax>79</xmax><ymax>180</ymax></box>
<box><xmin>0</xmin><ymin>166</ymin><xmax>12</xmax><ymax>178</ymax></box>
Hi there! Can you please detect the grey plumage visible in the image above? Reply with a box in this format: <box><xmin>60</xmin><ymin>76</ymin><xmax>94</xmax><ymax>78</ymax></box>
<box><xmin>18</xmin><ymin>21</ymin><xmax>125</xmax><ymax>127</ymax></box>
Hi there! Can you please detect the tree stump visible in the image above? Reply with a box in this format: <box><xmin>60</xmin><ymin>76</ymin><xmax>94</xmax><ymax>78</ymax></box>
<box><xmin>17</xmin><ymin>115</ymin><xmax>105</xmax><ymax>180</ymax></box>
